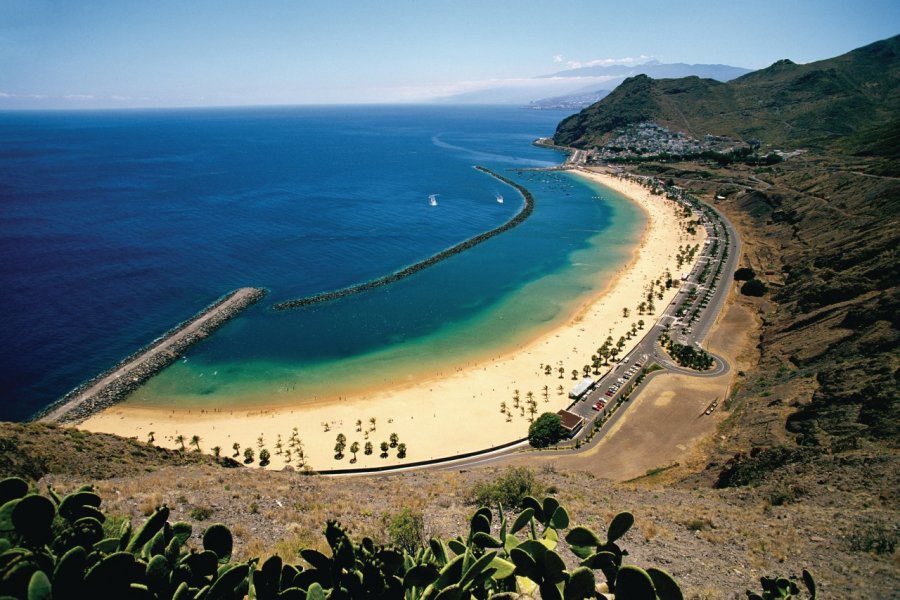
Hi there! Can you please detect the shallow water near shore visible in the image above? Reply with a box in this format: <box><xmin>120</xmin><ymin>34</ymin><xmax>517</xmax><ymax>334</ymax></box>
<box><xmin>0</xmin><ymin>105</ymin><xmax>642</xmax><ymax>418</ymax></box>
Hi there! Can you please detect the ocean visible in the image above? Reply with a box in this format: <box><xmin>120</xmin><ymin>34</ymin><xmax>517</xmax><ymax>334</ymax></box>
<box><xmin>0</xmin><ymin>105</ymin><xmax>642</xmax><ymax>420</ymax></box>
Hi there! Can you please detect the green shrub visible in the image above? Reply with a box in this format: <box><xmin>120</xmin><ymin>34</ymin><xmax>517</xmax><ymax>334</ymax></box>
<box><xmin>734</xmin><ymin>266</ymin><xmax>756</xmax><ymax>280</ymax></box>
<box><xmin>383</xmin><ymin>506</ymin><xmax>425</xmax><ymax>553</ymax></box>
<box><xmin>189</xmin><ymin>505</ymin><xmax>213</xmax><ymax>521</ymax></box>
<box><xmin>741</xmin><ymin>278</ymin><xmax>768</xmax><ymax>296</ymax></box>
<box><xmin>469</xmin><ymin>467</ymin><xmax>546</xmax><ymax>509</ymax></box>
<box><xmin>528</xmin><ymin>412</ymin><xmax>562</xmax><ymax>448</ymax></box>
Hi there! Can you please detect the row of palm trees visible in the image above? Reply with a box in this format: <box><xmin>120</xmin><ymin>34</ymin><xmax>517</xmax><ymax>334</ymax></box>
<box><xmin>334</xmin><ymin>432</ymin><xmax>406</xmax><ymax>462</ymax></box>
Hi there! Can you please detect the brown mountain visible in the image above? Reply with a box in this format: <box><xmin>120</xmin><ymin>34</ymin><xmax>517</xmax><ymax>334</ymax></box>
<box><xmin>553</xmin><ymin>36</ymin><xmax>899</xmax><ymax>515</ymax></box>
<box><xmin>554</xmin><ymin>35</ymin><xmax>900</xmax><ymax>170</ymax></box>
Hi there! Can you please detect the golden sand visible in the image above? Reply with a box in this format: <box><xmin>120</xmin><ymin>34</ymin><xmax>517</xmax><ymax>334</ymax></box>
<box><xmin>79</xmin><ymin>171</ymin><xmax>705</xmax><ymax>471</ymax></box>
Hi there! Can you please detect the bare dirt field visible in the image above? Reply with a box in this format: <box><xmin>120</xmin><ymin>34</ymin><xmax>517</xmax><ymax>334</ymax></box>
<box><xmin>511</xmin><ymin>296</ymin><xmax>759</xmax><ymax>480</ymax></box>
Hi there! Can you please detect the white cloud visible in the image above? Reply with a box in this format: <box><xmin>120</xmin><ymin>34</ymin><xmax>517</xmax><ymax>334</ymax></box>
<box><xmin>64</xmin><ymin>94</ymin><xmax>95</xmax><ymax>100</ymax></box>
<box><xmin>565</xmin><ymin>55</ymin><xmax>655</xmax><ymax>70</ymax></box>
<box><xmin>552</xmin><ymin>54</ymin><xmax>564</xmax><ymax>63</ymax></box>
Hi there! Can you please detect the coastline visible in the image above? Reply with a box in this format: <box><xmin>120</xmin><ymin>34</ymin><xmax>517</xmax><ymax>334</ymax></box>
<box><xmin>78</xmin><ymin>172</ymin><xmax>705</xmax><ymax>470</ymax></box>
<box><xmin>36</xmin><ymin>287</ymin><xmax>267</xmax><ymax>424</ymax></box>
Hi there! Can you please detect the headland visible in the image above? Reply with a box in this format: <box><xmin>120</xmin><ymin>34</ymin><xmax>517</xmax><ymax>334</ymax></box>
<box><xmin>77</xmin><ymin>172</ymin><xmax>705</xmax><ymax>471</ymax></box>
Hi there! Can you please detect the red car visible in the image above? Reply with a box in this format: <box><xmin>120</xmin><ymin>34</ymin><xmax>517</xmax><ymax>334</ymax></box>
<box><xmin>592</xmin><ymin>401</ymin><xmax>606</xmax><ymax>411</ymax></box>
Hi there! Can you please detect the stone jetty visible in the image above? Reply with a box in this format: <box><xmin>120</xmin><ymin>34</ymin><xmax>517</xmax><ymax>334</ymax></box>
<box><xmin>272</xmin><ymin>166</ymin><xmax>535</xmax><ymax>310</ymax></box>
<box><xmin>35</xmin><ymin>287</ymin><xmax>267</xmax><ymax>424</ymax></box>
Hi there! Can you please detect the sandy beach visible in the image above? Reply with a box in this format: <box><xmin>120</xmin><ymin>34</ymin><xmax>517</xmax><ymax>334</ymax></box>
<box><xmin>79</xmin><ymin>170</ymin><xmax>705</xmax><ymax>471</ymax></box>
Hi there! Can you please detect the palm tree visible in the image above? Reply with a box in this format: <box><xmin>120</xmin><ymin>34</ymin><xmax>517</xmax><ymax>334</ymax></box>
<box><xmin>190</xmin><ymin>435</ymin><xmax>201</xmax><ymax>452</ymax></box>
<box><xmin>571</xmin><ymin>369</ymin><xmax>578</xmax><ymax>380</ymax></box>
<box><xmin>500</xmin><ymin>401</ymin><xmax>507</xmax><ymax>413</ymax></box>
<box><xmin>544</xmin><ymin>365</ymin><xmax>552</xmax><ymax>375</ymax></box>
<box><xmin>243</xmin><ymin>447</ymin><xmax>254</xmax><ymax>464</ymax></box>
<box><xmin>369</xmin><ymin>417</ymin><xmax>377</xmax><ymax>431</ymax></box>
<box><xmin>542</xmin><ymin>385</ymin><xmax>549</xmax><ymax>402</ymax></box>
<box><xmin>558</xmin><ymin>366</ymin><xmax>565</xmax><ymax>379</ymax></box>
<box><xmin>623</xmin><ymin>307</ymin><xmax>630</xmax><ymax>318</ymax></box>
<box><xmin>284</xmin><ymin>449</ymin><xmax>292</xmax><ymax>464</ymax></box>
<box><xmin>174</xmin><ymin>434</ymin><xmax>186</xmax><ymax>452</ymax></box>
<box><xmin>356</xmin><ymin>419</ymin><xmax>363</xmax><ymax>432</ymax></box>
<box><xmin>397</xmin><ymin>443</ymin><xmax>407</xmax><ymax>459</ymax></box>
<box><xmin>365</xmin><ymin>441</ymin><xmax>373</xmax><ymax>455</ymax></box>
<box><xmin>557</xmin><ymin>384</ymin><xmax>564</xmax><ymax>396</ymax></box>
<box><xmin>232</xmin><ymin>442</ymin><xmax>240</xmax><ymax>457</ymax></box>
<box><xmin>526</xmin><ymin>391</ymin><xmax>534</xmax><ymax>404</ymax></box>
<box><xmin>257</xmin><ymin>435</ymin><xmax>264</xmax><ymax>450</ymax></box>
<box><xmin>211</xmin><ymin>446</ymin><xmax>221</xmax><ymax>460</ymax></box>
<box><xmin>350</xmin><ymin>442</ymin><xmax>360</xmax><ymax>463</ymax></box>
<box><xmin>528</xmin><ymin>404</ymin><xmax>537</xmax><ymax>422</ymax></box>
<box><xmin>638</xmin><ymin>319</ymin><xmax>645</xmax><ymax>330</ymax></box>
<box><xmin>259</xmin><ymin>449</ymin><xmax>270</xmax><ymax>467</ymax></box>
<box><xmin>389</xmin><ymin>433</ymin><xmax>399</xmax><ymax>448</ymax></box>
<box><xmin>380</xmin><ymin>441</ymin><xmax>389</xmax><ymax>458</ymax></box>
<box><xmin>582</xmin><ymin>365</ymin><xmax>591</xmax><ymax>378</ymax></box>
<box><xmin>147</xmin><ymin>431</ymin><xmax>155</xmax><ymax>445</ymax></box>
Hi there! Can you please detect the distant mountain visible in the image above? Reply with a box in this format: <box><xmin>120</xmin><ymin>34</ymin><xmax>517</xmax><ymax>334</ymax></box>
<box><xmin>539</xmin><ymin>60</ymin><xmax>751</xmax><ymax>82</ymax></box>
<box><xmin>526</xmin><ymin>89</ymin><xmax>611</xmax><ymax>111</ymax></box>
<box><xmin>554</xmin><ymin>35</ymin><xmax>900</xmax><ymax>157</ymax></box>
<box><xmin>434</xmin><ymin>60</ymin><xmax>751</xmax><ymax>106</ymax></box>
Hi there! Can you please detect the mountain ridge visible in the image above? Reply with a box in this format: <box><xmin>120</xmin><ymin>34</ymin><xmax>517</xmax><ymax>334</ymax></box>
<box><xmin>554</xmin><ymin>34</ymin><xmax>900</xmax><ymax>162</ymax></box>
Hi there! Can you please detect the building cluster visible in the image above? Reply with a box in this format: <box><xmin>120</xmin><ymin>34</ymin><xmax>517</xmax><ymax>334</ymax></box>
<box><xmin>588</xmin><ymin>122</ymin><xmax>741</xmax><ymax>162</ymax></box>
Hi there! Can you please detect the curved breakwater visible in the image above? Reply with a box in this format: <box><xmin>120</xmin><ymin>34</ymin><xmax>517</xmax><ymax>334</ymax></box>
<box><xmin>271</xmin><ymin>166</ymin><xmax>534</xmax><ymax>310</ymax></box>
<box><xmin>34</xmin><ymin>287</ymin><xmax>267</xmax><ymax>424</ymax></box>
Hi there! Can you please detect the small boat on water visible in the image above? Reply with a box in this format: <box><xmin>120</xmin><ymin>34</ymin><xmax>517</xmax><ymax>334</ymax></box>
<box><xmin>496</xmin><ymin>194</ymin><xmax>504</xmax><ymax>204</ymax></box>
<box><xmin>429</xmin><ymin>194</ymin><xmax>438</xmax><ymax>206</ymax></box>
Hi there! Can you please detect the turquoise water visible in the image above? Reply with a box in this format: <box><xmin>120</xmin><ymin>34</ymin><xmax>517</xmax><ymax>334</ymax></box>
<box><xmin>0</xmin><ymin>105</ymin><xmax>642</xmax><ymax>417</ymax></box>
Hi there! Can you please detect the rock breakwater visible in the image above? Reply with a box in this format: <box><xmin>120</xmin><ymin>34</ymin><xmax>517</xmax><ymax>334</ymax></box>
<box><xmin>272</xmin><ymin>166</ymin><xmax>534</xmax><ymax>310</ymax></box>
<box><xmin>34</xmin><ymin>287</ymin><xmax>267</xmax><ymax>424</ymax></box>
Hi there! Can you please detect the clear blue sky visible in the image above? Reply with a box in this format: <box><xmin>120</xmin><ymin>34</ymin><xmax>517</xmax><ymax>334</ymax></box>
<box><xmin>1</xmin><ymin>0</ymin><xmax>897</xmax><ymax>108</ymax></box>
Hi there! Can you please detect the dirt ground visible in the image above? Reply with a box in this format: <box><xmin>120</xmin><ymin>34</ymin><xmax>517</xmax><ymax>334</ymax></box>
<box><xmin>516</xmin><ymin>294</ymin><xmax>759</xmax><ymax>480</ymax></box>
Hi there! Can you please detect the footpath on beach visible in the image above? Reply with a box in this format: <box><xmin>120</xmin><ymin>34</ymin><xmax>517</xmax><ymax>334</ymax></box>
<box><xmin>36</xmin><ymin>287</ymin><xmax>266</xmax><ymax>424</ymax></box>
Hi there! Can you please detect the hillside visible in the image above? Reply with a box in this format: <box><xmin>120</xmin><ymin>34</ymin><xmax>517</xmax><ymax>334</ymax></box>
<box><xmin>2</xmin><ymin>422</ymin><xmax>897</xmax><ymax>597</ymax></box>
<box><xmin>547</xmin><ymin>34</ymin><xmax>900</xmax><ymax>592</ymax></box>
<box><xmin>554</xmin><ymin>35</ymin><xmax>900</xmax><ymax>168</ymax></box>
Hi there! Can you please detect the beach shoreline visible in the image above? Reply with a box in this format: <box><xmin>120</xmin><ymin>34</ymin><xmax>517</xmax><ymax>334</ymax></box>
<box><xmin>78</xmin><ymin>171</ymin><xmax>705</xmax><ymax>471</ymax></box>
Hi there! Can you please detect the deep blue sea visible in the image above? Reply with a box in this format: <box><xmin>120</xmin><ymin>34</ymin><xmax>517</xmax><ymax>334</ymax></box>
<box><xmin>0</xmin><ymin>105</ymin><xmax>641</xmax><ymax>420</ymax></box>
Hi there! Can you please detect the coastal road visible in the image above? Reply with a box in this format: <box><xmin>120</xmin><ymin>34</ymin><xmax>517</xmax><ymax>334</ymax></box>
<box><xmin>392</xmin><ymin>174</ymin><xmax>744</xmax><ymax>475</ymax></box>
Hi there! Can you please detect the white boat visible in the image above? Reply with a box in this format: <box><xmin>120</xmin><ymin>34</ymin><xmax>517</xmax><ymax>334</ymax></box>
<box><xmin>429</xmin><ymin>194</ymin><xmax>438</xmax><ymax>206</ymax></box>
<box><xmin>496</xmin><ymin>194</ymin><xmax>504</xmax><ymax>204</ymax></box>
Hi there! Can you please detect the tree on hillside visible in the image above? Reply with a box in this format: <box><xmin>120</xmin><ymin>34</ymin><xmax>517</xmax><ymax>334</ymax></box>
<box><xmin>211</xmin><ymin>446</ymin><xmax>221</xmax><ymax>460</ymax></box>
<box><xmin>741</xmin><ymin>278</ymin><xmax>768</xmax><ymax>297</ymax></box>
<box><xmin>350</xmin><ymin>442</ymin><xmax>360</xmax><ymax>463</ymax></box>
<box><xmin>174</xmin><ymin>434</ymin><xmax>186</xmax><ymax>452</ymax></box>
<box><xmin>259</xmin><ymin>448</ymin><xmax>270</xmax><ymax>467</ymax></box>
<box><xmin>243</xmin><ymin>447</ymin><xmax>255</xmax><ymax>464</ymax></box>
<box><xmin>190</xmin><ymin>435</ymin><xmax>201</xmax><ymax>453</ymax></box>
<box><xmin>734</xmin><ymin>266</ymin><xmax>756</xmax><ymax>281</ymax></box>
<box><xmin>232</xmin><ymin>442</ymin><xmax>240</xmax><ymax>457</ymax></box>
<box><xmin>529</xmin><ymin>412</ymin><xmax>563</xmax><ymax>448</ymax></box>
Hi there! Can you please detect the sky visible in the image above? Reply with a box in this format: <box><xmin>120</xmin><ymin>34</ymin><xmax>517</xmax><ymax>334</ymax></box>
<box><xmin>1</xmin><ymin>0</ymin><xmax>898</xmax><ymax>109</ymax></box>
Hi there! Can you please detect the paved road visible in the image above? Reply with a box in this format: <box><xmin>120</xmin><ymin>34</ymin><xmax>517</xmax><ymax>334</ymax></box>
<box><xmin>340</xmin><ymin>170</ymin><xmax>742</xmax><ymax>476</ymax></box>
<box><xmin>426</xmin><ymin>176</ymin><xmax>742</xmax><ymax>472</ymax></box>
